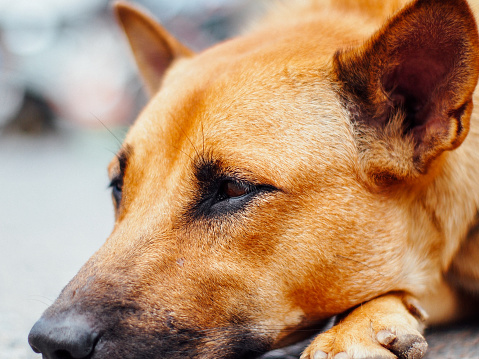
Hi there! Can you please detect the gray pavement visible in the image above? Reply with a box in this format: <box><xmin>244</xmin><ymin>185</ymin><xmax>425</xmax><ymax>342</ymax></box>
<box><xmin>0</xmin><ymin>130</ymin><xmax>117</xmax><ymax>359</ymax></box>
<box><xmin>1</xmin><ymin>130</ymin><xmax>478</xmax><ymax>359</ymax></box>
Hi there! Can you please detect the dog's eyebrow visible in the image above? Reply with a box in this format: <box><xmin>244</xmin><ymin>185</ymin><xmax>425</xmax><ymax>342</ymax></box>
<box><xmin>118</xmin><ymin>146</ymin><xmax>131</xmax><ymax>174</ymax></box>
<box><xmin>194</xmin><ymin>157</ymin><xmax>223</xmax><ymax>183</ymax></box>
<box><xmin>193</xmin><ymin>157</ymin><xmax>251</xmax><ymax>183</ymax></box>
<box><xmin>111</xmin><ymin>145</ymin><xmax>133</xmax><ymax>178</ymax></box>
<box><xmin>194</xmin><ymin>155</ymin><xmax>277</xmax><ymax>186</ymax></box>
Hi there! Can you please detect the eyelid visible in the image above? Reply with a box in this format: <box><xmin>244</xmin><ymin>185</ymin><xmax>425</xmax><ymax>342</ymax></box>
<box><xmin>108</xmin><ymin>145</ymin><xmax>131</xmax><ymax>181</ymax></box>
<box><xmin>218</xmin><ymin>172</ymin><xmax>274</xmax><ymax>190</ymax></box>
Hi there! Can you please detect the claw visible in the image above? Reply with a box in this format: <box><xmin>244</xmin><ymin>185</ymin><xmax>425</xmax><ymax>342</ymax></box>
<box><xmin>376</xmin><ymin>330</ymin><xmax>397</xmax><ymax>346</ymax></box>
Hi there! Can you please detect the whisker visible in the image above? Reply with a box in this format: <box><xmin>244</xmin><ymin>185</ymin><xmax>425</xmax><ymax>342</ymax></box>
<box><xmin>171</xmin><ymin>144</ymin><xmax>194</xmax><ymax>162</ymax></box>
<box><xmin>27</xmin><ymin>295</ymin><xmax>55</xmax><ymax>307</ymax></box>
<box><xmin>175</xmin><ymin>122</ymin><xmax>201</xmax><ymax>159</ymax></box>
<box><xmin>92</xmin><ymin>113</ymin><xmax>124</xmax><ymax>148</ymax></box>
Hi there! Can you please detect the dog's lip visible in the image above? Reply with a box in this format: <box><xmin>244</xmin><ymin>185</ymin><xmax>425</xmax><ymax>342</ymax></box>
<box><xmin>90</xmin><ymin>334</ymin><xmax>103</xmax><ymax>359</ymax></box>
<box><xmin>85</xmin><ymin>325</ymin><xmax>272</xmax><ymax>359</ymax></box>
<box><xmin>89</xmin><ymin>317</ymin><xmax>333</xmax><ymax>359</ymax></box>
<box><xmin>31</xmin><ymin>307</ymin><xmax>331</xmax><ymax>359</ymax></box>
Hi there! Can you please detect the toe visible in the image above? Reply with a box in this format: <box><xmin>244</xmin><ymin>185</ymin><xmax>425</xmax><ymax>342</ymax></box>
<box><xmin>313</xmin><ymin>350</ymin><xmax>328</xmax><ymax>359</ymax></box>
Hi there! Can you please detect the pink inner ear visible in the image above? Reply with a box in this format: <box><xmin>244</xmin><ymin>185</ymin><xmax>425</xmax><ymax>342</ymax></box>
<box><xmin>383</xmin><ymin>50</ymin><xmax>451</xmax><ymax>131</ymax></box>
<box><xmin>144</xmin><ymin>42</ymin><xmax>174</xmax><ymax>78</ymax></box>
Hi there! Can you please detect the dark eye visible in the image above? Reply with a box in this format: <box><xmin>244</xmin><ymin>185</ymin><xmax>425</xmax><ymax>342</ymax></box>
<box><xmin>191</xmin><ymin>177</ymin><xmax>277</xmax><ymax>218</ymax></box>
<box><xmin>190</xmin><ymin>160</ymin><xmax>279</xmax><ymax>218</ymax></box>
<box><xmin>217</xmin><ymin>180</ymin><xmax>250</xmax><ymax>201</ymax></box>
<box><xmin>209</xmin><ymin>179</ymin><xmax>258</xmax><ymax>215</ymax></box>
<box><xmin>109</xmin><ymin>176</ymin><xmax>123</xmax><ymax>207</ymax></box>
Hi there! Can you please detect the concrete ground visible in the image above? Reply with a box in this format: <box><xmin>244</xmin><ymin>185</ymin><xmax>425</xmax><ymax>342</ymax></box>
<box><xmin>1</xmin><ymin>130</ymin><xmax>478</xmax><ymax>359</ymax></box>
<box><xmin>0</xmin><ymin>130</ymin><xmax>117</xmax><ymax>359</ymax></box>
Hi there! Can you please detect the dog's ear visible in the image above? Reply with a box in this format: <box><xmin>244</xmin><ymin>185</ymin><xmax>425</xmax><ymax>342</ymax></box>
<box><xmin>334</xmin><ymin>0</ymin><xmax>479</xmax><ymax>183</ymax></box>
<box><xmin>114</xmin><ymin>1</ymin><xmax>193</xmax><ymax>96</ymax></box>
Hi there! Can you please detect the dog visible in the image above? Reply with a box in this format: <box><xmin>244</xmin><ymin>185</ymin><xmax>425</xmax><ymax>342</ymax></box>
<box><xmin>28</xmin><ymin>0</ymin><xmax>479</xmax><ymax>358</ymax></box>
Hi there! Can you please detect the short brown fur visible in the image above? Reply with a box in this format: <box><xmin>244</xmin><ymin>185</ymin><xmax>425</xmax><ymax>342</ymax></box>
<box><xmin>29</xmin><ymin>1</ymin><xmax>479</xmax><ymax>358</ymax></box>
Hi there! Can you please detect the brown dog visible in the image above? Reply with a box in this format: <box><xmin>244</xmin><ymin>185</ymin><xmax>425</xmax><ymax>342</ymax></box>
<box><xmin>29</xmin><ymin>0</ymin><xmax>479</xmax><ymax>358</ymax></box>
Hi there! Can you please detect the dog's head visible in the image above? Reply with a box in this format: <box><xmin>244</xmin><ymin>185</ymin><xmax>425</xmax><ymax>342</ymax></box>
<box><xmin>29</xmin><ymin>0</ymin><xmax>479</xmax><ymax>358</ymax></box>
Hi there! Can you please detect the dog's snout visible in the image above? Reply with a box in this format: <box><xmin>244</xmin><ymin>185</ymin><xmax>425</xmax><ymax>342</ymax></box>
<box><xmin>28</xmin><ymin>314</ymin><xmax>99</xmax><ymax>359</ymax></box>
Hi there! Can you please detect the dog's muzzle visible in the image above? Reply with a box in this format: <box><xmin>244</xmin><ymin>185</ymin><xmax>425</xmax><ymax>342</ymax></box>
<box><xmin>28</xmin><ymin>305</ymin><xmax>274</xmax><ymax>359</ymax></box>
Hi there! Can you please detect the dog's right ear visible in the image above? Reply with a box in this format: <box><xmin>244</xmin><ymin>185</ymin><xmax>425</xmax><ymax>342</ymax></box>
<box><xmin>334</xmin><ymin>0</ymin><xmax>479</xmax><ymax>184</ymax></box>
<box><xmin>114</xmin><ymin>1</ymin><xmax>193</xmax><ymax>96</ymax></box>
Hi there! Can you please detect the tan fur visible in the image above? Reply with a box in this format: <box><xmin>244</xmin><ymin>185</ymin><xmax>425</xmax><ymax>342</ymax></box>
<box><xmin>29</xmin><ymin>1</ymin><xmax>479</xmax><ymax>358</ymax></box>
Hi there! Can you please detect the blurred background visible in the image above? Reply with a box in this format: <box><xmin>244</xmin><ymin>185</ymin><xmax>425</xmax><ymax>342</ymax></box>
<box><xmin>0</xmin><ymin>0</ymin><xmax>257</xmax><ymax>357</ymax></box>
<box><xmin>0</xmin><ymin>0</ymin><xmax>258</xmax><ymax>133</ymax></box>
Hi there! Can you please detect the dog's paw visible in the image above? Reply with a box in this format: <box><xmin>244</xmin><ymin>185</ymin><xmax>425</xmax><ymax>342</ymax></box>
<box><xmin>300</xmin><ymin>325</ymin><xmax>427</xmax><ymax>359</ymax></box>
<box><xmin>300</xmin><ymin>294</ymin><xmax>428</xmax><ymax>359</ymax></box>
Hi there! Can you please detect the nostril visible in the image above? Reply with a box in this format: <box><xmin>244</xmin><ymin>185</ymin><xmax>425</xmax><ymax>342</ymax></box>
<box><xmin>28</xmin><ymin>314</ymin><xmax>100</xmax><ymax>359</ymax></box>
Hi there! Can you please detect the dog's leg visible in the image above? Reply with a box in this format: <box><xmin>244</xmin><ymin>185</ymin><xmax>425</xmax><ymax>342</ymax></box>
<box><xmin>301</xmin><ymin>293</ymin><xmax>428</xmax><ymax>359</ymax></box>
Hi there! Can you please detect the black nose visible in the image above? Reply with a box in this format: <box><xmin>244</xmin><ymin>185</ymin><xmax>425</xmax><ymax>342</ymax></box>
<box><xmin>28</xmin><ymin>314</ymin><xmax>99</xmax><ymax>359</ymax></box>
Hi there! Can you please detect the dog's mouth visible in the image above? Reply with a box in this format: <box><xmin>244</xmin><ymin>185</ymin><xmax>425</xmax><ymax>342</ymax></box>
<box><xmin>28</xmin><ymin>300</ymin><xmax>330</xmax><ymax>359</ymax></box>
<box><xmin>88</xmin><ymin>327</ymin><xmax>270</xmax><ymax>359</ymax></box>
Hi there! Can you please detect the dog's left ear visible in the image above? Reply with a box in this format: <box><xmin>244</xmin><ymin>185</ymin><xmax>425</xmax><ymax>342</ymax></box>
<box><xmin>334</xmin><ymin>0</ymin><xmax>479</xmax><ymax>183</ymax></box>
<box><xmin>114</xmin><ymin>1</ymin><xmax>193</xmax><ymax>96</ymax></box>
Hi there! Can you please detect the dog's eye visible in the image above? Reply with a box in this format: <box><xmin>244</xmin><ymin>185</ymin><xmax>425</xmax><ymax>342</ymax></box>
<box><xmin>109</xmin><ymin>176</ymin><xmax>123</xmax><ymax>207</ymax></box>
<box><xmin>191</xmin><ymin>160</ymin><xmax>278</xmax><ymax>218</ymax></box>
<box><xmin>206</xmin><ymin>179</ymin><xmax>259</xmax><ymax>215</ymax></box>
<box><xmin>191</xmin><ymin>178</ymin><xmax>276</xmax><ymax>218</ymax></box>
<box><xmin>217</xmin><ymin>180</ymin><xmax>250</xmax><ymax>201</ymax></box>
